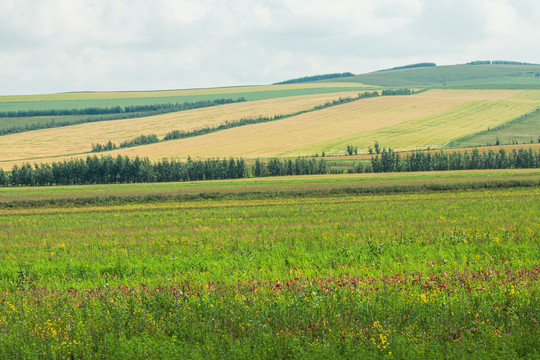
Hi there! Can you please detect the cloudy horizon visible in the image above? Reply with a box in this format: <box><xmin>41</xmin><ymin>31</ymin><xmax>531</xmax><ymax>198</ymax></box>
<box><xmin>1</xmin><ymin>0</ymin><xmax>539</xmax><ymax>95</ymax></box>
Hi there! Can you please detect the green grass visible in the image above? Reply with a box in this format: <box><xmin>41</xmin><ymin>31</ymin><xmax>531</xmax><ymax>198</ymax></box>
<box><xmin>1</xmin><ymin>169</ymin><xmax>539</xmax><ymax>206</ymax></box>
<box><xmin>0</xmin><ymin>87</ymin><xmax>369</xmax><ymax>113</ymax></box>
<box><xmin>0</xmin><ymin>113</ymin><xmax>158</xmax><ymax>132</ymax></box>
<box><xmin>446</xmin><ymin>108</ymin><xmax>540</xmax><ymax>148</ymax></box>
<box><xmin>0</xmin><ymin>185</ymin><xmax>538</xmax><ymax>358</ymax></box>
<box><xmin>327</xmin><ymin>64</ymin><xmax>540</xmax><ymax>89</ymax></box>
<box><xmin>298</xmin><ymin>98</ymin><xmax>539</xmax><ymax>154</ymax></box>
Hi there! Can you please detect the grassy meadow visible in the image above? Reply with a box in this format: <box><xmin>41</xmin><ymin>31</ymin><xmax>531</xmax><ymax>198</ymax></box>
<box><xmin>0</xmin><ymin>183</ymin><xmax>538</xmax><ymax>358</ymax></box>
<box><xmin>329</xmin><ymin>64</ymin><xmax>540</xmax><ymax>88</ymax></box>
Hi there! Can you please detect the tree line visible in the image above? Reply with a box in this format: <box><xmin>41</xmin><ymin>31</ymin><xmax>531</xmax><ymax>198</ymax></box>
<box><xmin>0</xmin><ymin>156</ymin><xmax>329</xmax><ymax>186</ymax></box>
<box><xmin>467</xmin><ymin>60</ymin><xmax>539</xmax><ymax>66</ymax></box>
<box><xmin>3</xmin><ymin>146</ymin><xmax>539</xmax><ymax>187</ymax></box>
<box><xmin>367</xmin><ymin>147</ymin><xmax>540</xmax><ymax>173</ymax></box>
<box><xmin>376</xmin><ymin>63</ymin><xmax>436</xmax><ymax>72</ymax></box>
<box><xmin>274</xmin><ymin>72</ymin><xmax>355</xmax><ymax>85</ymax></box>
<box><xmin>0</xmin><ymin>98</ymin><xmax>246</xmax><ymax>118</ymax></box>
<box><xmin>381</xmin><ymin>89</ymin><xmax>413</xmax><ymax>96</ymax></box>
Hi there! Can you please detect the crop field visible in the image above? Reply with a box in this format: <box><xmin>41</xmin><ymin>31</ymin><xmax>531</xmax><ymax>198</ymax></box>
<box><xmin>3</xmin><ymin>61</ymin><xmax>540</xmax><ymax>360</ymax></box>
<box><xmin>0</xmin><ymin>114</ymin><xmax>115</xmax><ymax>132</ymax></box>
<box><xmin>0</xmin><ymin>91</ymin><xmax>361</xmax><ymax>168</ymax></box>
<box><xmin>46</xmin><ymin>89</ymin><xmax>535</xmax><ymax>162</ymax></box>
<box><xmin>329</xmin><ymin>64</ymin><xmax>540</xmax><ymax>88</ymax></box>
<box><xmin>2</xmin><ymin>89</ymin><xmax>539</xmax><ymax>168</ymax></box>
<box><xmin>0</xmin><ymin>83</ymin><xmax>369</xmax><ymax>112</ymax></box>
<box><xmin>0</xmin><ymin>184</ymin><xmax>538</xmax><ymax>358</ymax></box>
<box><xmin>447</xmin><ymin>109</ymin><xmax>540</xmax><ymax>148</ymax></box>
<box><xmin>307</xmin><ymin>98</ymin><xmax>539</xmax><ymax>153</ymax></box>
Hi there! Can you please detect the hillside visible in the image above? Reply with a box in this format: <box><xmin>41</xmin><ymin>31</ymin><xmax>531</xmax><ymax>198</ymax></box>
<box><xmin>2</xmin><ymin>89</ymin><xmax>539</xmax><ymax>169</ymax></box>
<box><xmin>1</xmin><ymin>63</ymin><xmax>540</xmax><ymax>169</ymax></box>
<box><xmin>327</xmin><ymin>63</ymin><xmax>540</xmax><ymax>89</ymax></box>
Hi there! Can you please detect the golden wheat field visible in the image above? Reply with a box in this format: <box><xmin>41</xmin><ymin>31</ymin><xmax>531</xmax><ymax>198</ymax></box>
<box><xmin>303</xmin><ymin>97</ymin><xmax>538</xmax><ymax>154</ymax></box>
<box><xmin>1</xmin><ymin>89</ymin><xmax>539</xmax><ymax>168</ymax></box>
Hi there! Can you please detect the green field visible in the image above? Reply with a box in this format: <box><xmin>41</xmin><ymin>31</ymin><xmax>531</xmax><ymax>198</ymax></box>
<box><xmin>296</xmin><ymin>96</ymin><xmax>539</xmax><ymax>154</ymax></box>
<box><xmin>327</xmin><ymin>64</ymin><xmax>540</xmax><ymax>88</ymax></box>
<box><xmin>0</xmin><ymin>181</ymin><xmax>538</xmax><ymax>358</ymax></box>
<box><xmin>447</xmin><ymin>108</ymin><xmax>540</xmax><ymax>148</ymax></box>
<box><xmin>0</xmin><ymin>86</ymin><xmax>368</xmax><ymax>113</ymax></box>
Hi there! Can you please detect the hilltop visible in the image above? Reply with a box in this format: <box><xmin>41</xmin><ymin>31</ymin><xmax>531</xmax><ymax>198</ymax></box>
<box><xmin>324</xmin><ymin>62</ymin><xmax>540</xmax><ymax>89</ymax></box>
<box><xmin>275</xmin><ymin>62</ymin><xmax>540</xmax><ymax>89</ymax></box>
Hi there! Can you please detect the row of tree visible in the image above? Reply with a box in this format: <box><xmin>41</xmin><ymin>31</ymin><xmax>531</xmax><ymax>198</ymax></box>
<box><xmin>162</xmin><ymin>115</ymin><xmax>286</xmax><ymax>141</ymax></box>
<box><xmin>0</xmin><ymin>98</ymin><xmax>246</xmax><ymax>118</ymax></box>
<box><xmin>369</xmin><ymin>147</ymin><xmax>540</xmax><ymax>173</ymax></box>
<box><xmin>467</xmin><ymin>60</ymin><xmax>539</xmax><ymax>66</ymax></box>
<box><xmin>0</xmin><ymin>155</ymin><xmax>330</xmax><ymax>186</ymax></box>
<box><xmin>377</xmin><ymin>63</ymin><xmax>436</xmax><ymax>72</ymax></box>
<box><xmin>381</xmin><ymin>89</ymin><xmax>413</xmax><ymax>96</ymax></box>
<box><xmin>274</xmin><ymin>72</ymin><xmax>355</xmax><ymax>85</ymax></box>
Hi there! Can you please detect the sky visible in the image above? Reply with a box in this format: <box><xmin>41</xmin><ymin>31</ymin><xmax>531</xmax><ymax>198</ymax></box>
<box><xmin>1</xmin><ymin>0</ymin><xmax>540</xmax><ymax>95</ymax></box>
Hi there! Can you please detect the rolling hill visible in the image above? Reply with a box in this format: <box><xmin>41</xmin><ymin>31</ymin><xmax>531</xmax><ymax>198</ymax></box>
<box><xmin>1</xmin><ymin>63</ymin><xmax>539</xmax><ymax>169</ymax></box>
<box><xmin>324</xmin><ymin>63</ymin><xmax>540</xmax><ymax>89</ymax></box>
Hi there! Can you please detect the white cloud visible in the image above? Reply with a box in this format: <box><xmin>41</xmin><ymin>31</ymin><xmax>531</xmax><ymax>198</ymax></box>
<box><xmin>0</xmin><ymin>0</ymin><xmax>539</xmax><ymax>95</ymax></box>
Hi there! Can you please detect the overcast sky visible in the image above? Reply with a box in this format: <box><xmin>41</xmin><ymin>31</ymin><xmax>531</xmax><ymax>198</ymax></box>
<box><xmin>1</xmin><ymin>0</ymin><xmax>539</xmax><ymax>95</ymax></box>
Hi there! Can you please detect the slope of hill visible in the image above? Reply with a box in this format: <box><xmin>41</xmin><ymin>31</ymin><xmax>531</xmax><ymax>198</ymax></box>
<box><xmin>0</xmin><ymin>83</ymin><xmax>369</xmax><ymax>112</ymax></box>
<box><xmin>327</xmin><ymin>64</ymin><xmax>540</xmax><ymax>89</ymax></box>
<box><xmin>3</xmin><ymin>89</ymin><xmax>539</xmax><ymax>169</ymax></box>
<box><xmin>1</xmin><ymin>63</ymin><xmax>540</xmax><ymax>170</ymax></box>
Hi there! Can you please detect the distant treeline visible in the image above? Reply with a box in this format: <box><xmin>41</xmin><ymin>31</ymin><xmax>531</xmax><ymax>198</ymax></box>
<box><xmin>0</xmin><ymin>98</ymin><xmax>246</xmax><ymax>118</ymax></box>
<box><xmin>467</xmin><ymin>60</ymin><xmax>539</xmax><ymax>66</ymax></box>
<box><xmin>381</xmin><ymin>89</ymin><xmax>413</xmax><ymax>96</ymax></box>
<box><xmin>274</xmin><ymin>72</ymin><xmax>355</xmax><ymax>85</ymax></box>
<box><xmin>0</xmin><ymin>156</ymin><xmax>328</xmax><ymax>186</ymax></box>
<box><xmin>91</xmin><ymin>134</ymin><xmax>161</xmax><ymax>152</ymax></box>
<box><xmin>360</xmin><ymin>147</ymin><xmax>540</xmax><ymax>173</ymax></box>
<box><xmin>92</xmin><ymin>91</ymin><xmax>388</xmax><ymax>152</ymax></box>
<box><xmin>376</xmin><ymin>63</ymin><xmax>436</xmax><ymax>72</ymax></box>
<box><xmin>0</xmin><ymin>113</ymin><xmax>144</xmax><ymax>136</ymax></box>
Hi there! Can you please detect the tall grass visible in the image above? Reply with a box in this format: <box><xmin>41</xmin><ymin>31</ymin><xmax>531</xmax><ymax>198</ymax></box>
<box><xmin>0</xmin><ymin>187</ymin><xmax>538</xmax><ymax>358</ymax></box>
